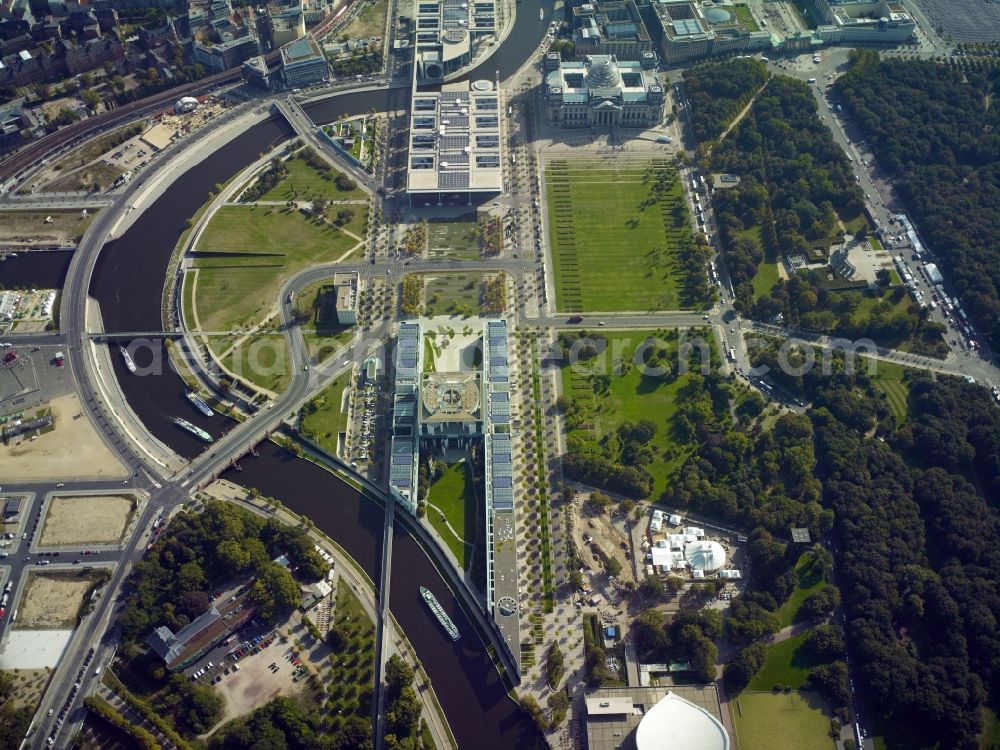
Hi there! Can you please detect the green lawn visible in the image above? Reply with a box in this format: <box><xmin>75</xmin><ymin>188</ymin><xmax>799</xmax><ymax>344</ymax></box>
<box><xmin>559</xmin><ymin>329</ymin><xmax>707</xmax><ymax>499</ymax></box>
<box><xmin>326</xmin><ymin>580</ymin><xmax>376</xmax><ymax>731</ymax></box>
<box><xmin>843</xmin><ymin>213</ymin><xmax>873</xmax><ymax>237</ymax></box>
<box><xmin>426</xmin><ymin>461</ymin><xmax>477</xmax><ymax>570</ymax></box>
<box><xmin>222</xmin><ymin>332</ymin><xmax>292</xmax><ymax>395</ymax></box>
<box><xmin>294</xmin><ymin>278</ymin><xmax>356</xmax><ymax>363</ymax></box>
<box><xmin>747</xmin><ymin>631</ymin><xmax>826</xmax><ymax>691</ymax></box>
<box><xmin>260</xmin><ymin>154</ymin><xmax>368</xmax><ymax>202</ymax></box>
<box><xmin>426</xmin><ymin>214</ymin><xmax>481</xmax><ymax>259</ymax></box>
<box><xmin>981</xmin><ymin>707</ymin><xmax>1000</xmax><ymax>749</ymax></box>
<box><xmin>191</xmin><ymin>205</ymin><xmax>364</xmax><ymax>334</ymax></box>
<box><xmin>299</xmin><ymin>377</ymin><xmax>350</xmax><ymax>456</ymax></box>
<box><xmin>732</xmin><ymin>691</ymin><xmax>835</xmax><ymax>750</ymax></box>
<box><xmin>752</xmin><ymin>262</ymin><xmax>780</xmax><ymax>299</ymax></box>
<box><xmin>547</xmin><ymin>160</ymin><xmax>701</xmax><ymax>312</ymax></box>
<box><xmin>867</xmin><ymin>359</ymin><xmax>910</xmax><ymax>423</ymax></box>
<box><xmin>423</xmin><ymin>273</ymin><xmax>484</xmax><ymax>317</ymax></box>
<box><xmin>732</xmin><ymin>4</ymin><xmax>759</xmax><ymax>30</ymax></box>
<box><xmin>774</xmin><ymin>552</ymin><xmax>826</xmax><ymax>628</ymax></box>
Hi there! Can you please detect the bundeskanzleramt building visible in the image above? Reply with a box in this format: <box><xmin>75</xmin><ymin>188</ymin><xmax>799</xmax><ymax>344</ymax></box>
<box><xmin>386</xmin><ymin>319</ymin><xmax>522</xmax><ymax>670</ymax></box>
<box><xmin>280</xmin><ymin>35</ymin><xmax>329</xmax><ymax>88</ymax></box>
<box><xmin>642</xmin><ymin>1</ymin><xmax>771</xmax><ymax>64</ymax></box>
<box><xmin>543</xmin><ymin>53</ymin><xmax>665</xmax><ymax>129</ymax></box>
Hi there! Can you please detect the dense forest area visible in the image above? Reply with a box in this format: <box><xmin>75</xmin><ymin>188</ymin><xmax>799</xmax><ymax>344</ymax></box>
<box><xmin>118</xmin><ymin>501</ymin><xmax>324</xmax><ymax>643</ymax></box>
<box><xmin>682</xmin><ymin>58</ymin><xmax>770</xmax><ymax>143</ymax></box>
<box><xmin>749</xmin><ymin>338</ymin><xmax>1000</xmax><ymax>746</ymax></box>
<box><xmin>834</xmin><ymin>51</ymin><xmax>1000</xmax><ymax>344</ymax></box>
<box><xmin>816</xmin><ymin>375</ymin><xmax>1000</xmax><ymax>749</ymax></box>
<box><xmin>709</xmin><ymin>76</ymin><xmax>865</xmax><ymax>310</ymax></box>
<box><xmin>666</xmin><ymin>411</ymin><xmax>830</xmax><ymax>537</ymax></box>
<box><xmin>654</xmin><ymin>321</ymin><xmax>1000</xmax><ymax>747</ymax></box>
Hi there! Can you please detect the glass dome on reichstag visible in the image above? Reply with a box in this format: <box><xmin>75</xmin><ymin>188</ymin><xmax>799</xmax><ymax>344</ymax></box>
<box><xmin>585</xmin><ymin>58</ymin><xmax>620</xmax><ymax>89</ymax></box>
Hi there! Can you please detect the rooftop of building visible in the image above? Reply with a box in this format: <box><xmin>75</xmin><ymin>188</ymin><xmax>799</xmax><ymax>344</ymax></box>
<box><xmin>281</xmin><ymin>34</ymin><xmax>322</xmax><ymax>63</ymax></box>
<box><xmin>406</xmin><ymin>79</ymin><xmax>503</xmax><ymax>195</ymax></box>
<box><xmin>546</xmin><ymin>54</ymin><xmax>661</xmax><ymax>103</ymax></box>
<box><xmin>585</xmin><ymin>686</ymin><xmax>728</xmax><ymax>750</ymax></box>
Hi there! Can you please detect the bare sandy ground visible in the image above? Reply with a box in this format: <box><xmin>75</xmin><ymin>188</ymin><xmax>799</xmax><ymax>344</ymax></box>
<box><xmin>0</xmin><ymin>394</ymin><xmax>127</xmax><ymax>481</ymax></box>
<box><xmin>16</xmin><ymin>571</ymin><xmax>101</xmax><ymax>629</ymax></box>
<box><xmin>210</xmin><ymin>639</ymin><xmax>301</xmax><ymax>733</ymax></box>
<box><xmin>39</xmin><ymin>494</ymin><xmax>136</xmax><ymax>547</ymax></box>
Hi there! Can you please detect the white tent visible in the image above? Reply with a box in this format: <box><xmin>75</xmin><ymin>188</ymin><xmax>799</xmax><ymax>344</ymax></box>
<box><xmin>684</xmin><ymin>540</ymin><xmax>727</xmax><ymax>573</ymax></box>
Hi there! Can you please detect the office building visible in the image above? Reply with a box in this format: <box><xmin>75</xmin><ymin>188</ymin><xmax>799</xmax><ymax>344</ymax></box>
<box><xmin>413</xmin><ymin>0</ymin><xmax>497</xmax><ymax>81</ymax></box>
<box><xmin>332</xmin><ymin>272</ymin><xmax>357</xmax><ymax>324</ymax></box>
<box><xmin>807</xmin><ymin>0</ymin><xmax>915</xmax><ymax>43</ymax></box>
<box><xmin>405</xmin><ymin>79</ymin><xmax>504</xmax><ymax>206</ymax></box>
<box><xmin>387</xmin><ymin>319</ymin><xmax>521</xmax><ymax>671</ymax></box>
<box><xmin>241</xmin><ymin>54</ymin><xmax>273</xmax><ymax>90</ymax></box>
<box><xmin>642</xmin><ymin>0</ymin><xmax>771</xmax><ymax>64</ymax></box>
<box><xmin>193</xmin><ymin>33</ymin><xmax>260</xmax><ymax>73</ymax></box>
<box><xmin>280</xmin><ymin>34</ymin><xmax>328</xmax><ymax>88</ymax></box>
<box><xmin>572</xmin><ymin>0</ymin><xmax>655</xmax><ymax>60</ymax></box>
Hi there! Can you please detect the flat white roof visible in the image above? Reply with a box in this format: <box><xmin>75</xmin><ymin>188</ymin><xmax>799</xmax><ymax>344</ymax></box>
<box><xmin>586</xmin><ymin>696</ymin><xmax>636</xmax><ymax>716</ymax></box>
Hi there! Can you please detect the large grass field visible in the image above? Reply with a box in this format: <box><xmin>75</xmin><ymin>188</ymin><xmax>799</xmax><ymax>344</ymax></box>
<box><xmin>426</xmin><ymin>461</ymin><xmax>477</xmax><ymax>570</ymax></box>
<box><xmin>747</xmin><ymin>630</ymin><xmax>826</xmax><ymax>691</ymax></box>
<box><xmin>299</xmin><ymin>377</ymin><xmax>350</xmax><ymax>456</ymax></box>
<box><xmin>423</xmin><ymin>273</ymin><xmax>484</xmax><ymax>317</ymax></box>
<box><xmin>546</xmin><ymin>160</ymin><xmax>700</xmax><ymax>312</ymax></box>
<box><xmin>426</xmin><ymin>214</ymin><xmax>481</xmax><ymax>259</ymax></box>
<box><xmin>191</xmin><ymin>205</ymin><xmax>365</xmax><ymax>336</ymax></box>
<box><xmin>732</xmin><ymin>691</ymin><xmax>835</xmax><ymax>750</ymax></box>
<box><xmin>559</xmin><ymin>329</ymin><xmax>709</xmax><ymax>499</ymax></box>
<box><xmin>259</xmin><ymin>155</ymin><xmax>368</xmax><ymax>202</ymax></box>
<box><xmin>774</xmin><ymin>551</ymin><xmax>826</xmax><ymax>628</ymax></box>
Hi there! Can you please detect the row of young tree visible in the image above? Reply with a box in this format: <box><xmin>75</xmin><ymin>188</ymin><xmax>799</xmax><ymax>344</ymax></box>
<box><xmin>559</xmin><ymin>331</ymin><xmax>733</xmax><ymax>499</ymax></box>
<box><xmin>833</xmin><ymin>51</ymin><xmax>1000</xmax><ymax>345</ymax></box>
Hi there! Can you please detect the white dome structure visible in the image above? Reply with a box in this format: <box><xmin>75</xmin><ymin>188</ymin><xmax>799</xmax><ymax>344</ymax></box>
<box><xmin>684</xmin><ymin>540</ymin><xmax>727</xmax><ymax>574</ymax></box>
<box><xmin>636</xmin><ymin>692</ymin><xmax>730</xmax><ymax>750</ymax></box>
<box><xmin>174</xmin><ymin>96</ymin><xmax>199</xmax><ymax>114</ymax></box>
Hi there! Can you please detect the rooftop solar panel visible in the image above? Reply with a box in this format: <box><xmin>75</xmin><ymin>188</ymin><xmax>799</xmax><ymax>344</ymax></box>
<box><xmin>439</xmin><ymin>172</ymin><xmax>470</xmax><ymax>188</ymax></box>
